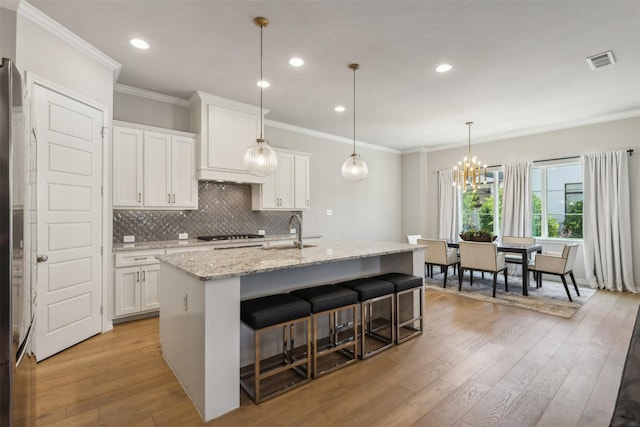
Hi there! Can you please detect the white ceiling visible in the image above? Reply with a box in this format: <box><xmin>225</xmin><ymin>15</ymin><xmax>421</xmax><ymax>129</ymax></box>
<box><xmin>27</xmin><ymin>0</ymin><xmax>640</xmax><ymax>152</ymax></box>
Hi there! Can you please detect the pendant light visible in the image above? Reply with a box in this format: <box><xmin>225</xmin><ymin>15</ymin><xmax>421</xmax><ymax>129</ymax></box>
<box><xmin>452</xmin><ymin>121</ymin><xmax>487</xmax><ymax>192</ymax></box>
<box><xmin>243</xmin><ymin>17</ymin><xmax>278</xmax><ymax>177</ymax></box>
<box><xmin>341</xmin><ymin>63</ymin><xmax>368</xmax><ymax>182</ymax></box>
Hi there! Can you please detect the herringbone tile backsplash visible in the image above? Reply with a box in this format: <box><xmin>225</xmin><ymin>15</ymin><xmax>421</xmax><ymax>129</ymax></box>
<box><xmin>113</xmin><ymin>182</ymin><xmax>295</xmax><ymax>243</ymax></box>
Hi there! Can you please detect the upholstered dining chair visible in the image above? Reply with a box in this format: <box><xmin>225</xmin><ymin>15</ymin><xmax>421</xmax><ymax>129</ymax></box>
<box><xmin>458</xmin><ymin>241</ymin><xmax>508</xmax><ymax>298</ymax></box>
<box><xmin>406</xmin><ymin>234</ymin><xmax>422</xmax><ymax>244</ymax></box>
<box><xmin>501</xmin><ymin>235</ymin><xmax>537</xmax><ymax>276</ymax></box>
<box><xmin>528</xmin><ymin>243</ymin><xmax>580</xmax><ymax>302</ymax></box>
<box><xmin>418</xmin><ymin>239</ymin><xmax>459</xmax><ymax>288</ymax></box>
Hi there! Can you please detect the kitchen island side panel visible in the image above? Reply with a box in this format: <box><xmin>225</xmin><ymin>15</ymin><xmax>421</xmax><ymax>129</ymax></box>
<box><xmin>159</xmin><ymin>263</ymin><xmax>241</xmax><ymax>421</ymax></box>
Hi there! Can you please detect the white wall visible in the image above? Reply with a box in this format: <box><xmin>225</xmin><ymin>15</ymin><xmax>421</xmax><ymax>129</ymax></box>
<box><xmin>265</xmin><ymin>124</ymin><xmax>403</xmax><ymax>242</ymax></box>
<box><xmin>420</xmin><ymin>116</ymin><xmax>640</xmax><ymax>286</ymax></box>
<box><xmin>114</xmin><ymin>91</ymin><xmax>191</xmax><ymax>132</ymax></box>
<box><xmin>401</xmin><ymin>150</ymin><xmax>429</xmax><ymax>240</ymax></box>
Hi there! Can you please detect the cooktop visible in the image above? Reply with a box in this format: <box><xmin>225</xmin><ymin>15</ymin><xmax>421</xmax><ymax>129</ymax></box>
<box><xmin>197</xmin><ymin>234</ymin><xmax>264</xmax><ymax>241</ymax></box>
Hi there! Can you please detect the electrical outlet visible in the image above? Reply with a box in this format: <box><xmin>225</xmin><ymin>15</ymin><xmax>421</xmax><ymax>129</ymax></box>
<box><xmin>178</xmin><ymin>233</ymin><xmax>188</xmax><ymax>240</ymax></box>
<box><xmin>123</xmin><ymin>235</ymin><xmax>135</xmax><ymax>243</ymax></box>
<box><xmin>290</xmin><ymin>228</ymin><xmax>297</xmax><ymax>234</ymax></box>
<box><xmin>258</xmin><ymin>229</ymin><xmax>266</xmax><ymax>235</ymax></box>
<box><xmin>326</xmin><ymin>209</ymin><xmax>333</xmax><ymax>216</ymax></box>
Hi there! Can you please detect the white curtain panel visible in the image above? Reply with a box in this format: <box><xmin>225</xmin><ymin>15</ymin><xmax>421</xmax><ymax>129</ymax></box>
<box><xmin>583</xmin><ymin>151</ymin><xmax>635</xmax><ymax>292</ymax></box>
<box><xmin>437</xmin><ymin>169</ymin><xmax>459</xmax><ymax>241</ymax></box>
<box><xmin>500</xmin><ymin>161</ymin><xmax>533</xmax><ymax>237</ymax></box>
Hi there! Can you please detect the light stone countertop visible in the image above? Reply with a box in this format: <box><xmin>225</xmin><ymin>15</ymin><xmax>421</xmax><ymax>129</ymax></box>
<box><xmin>112</xmin><ymin>234</ymin><xmax>321</xmax><ymax>252</ymax></box>
<box><xmin>157</xmin><ymin>240</ymin><xmax>425</xmax><ymax>281</ymax></box>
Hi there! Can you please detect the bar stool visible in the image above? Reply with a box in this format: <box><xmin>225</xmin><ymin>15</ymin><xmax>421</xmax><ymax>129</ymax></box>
<box><xmin>240</xmin><ymin>293</ymin><xmax>311</xmax><ymax>404</ymax></box>
<box><xmin>337</xmin><ymin>277</ymin><xmax>395</xmax><ymax>359</ymax></box>
<box><xmin>290</xmin><ymin>285</ymin><xmax>358</xmax><ymax>378</ymax></box>
<box><xmin>375</xmin><ymin>272</ymin><xmax>424</xmax><ymax>344</ymax></box>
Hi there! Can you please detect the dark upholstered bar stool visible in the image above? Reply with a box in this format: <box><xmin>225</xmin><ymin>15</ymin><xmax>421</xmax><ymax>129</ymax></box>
<box><xmin>290</xmin><ymin>285</ymin><xmax>358</xmax><ymax>378</ymax></box>
<box><xmin>337</xmin><ymin>277</ymin><xmax>395</xmax><ymax>359</ymax></box>
<box><xmin>375</xmin><ymin>273</ymin><xmax>424</xmax><ymax>344</ymax></box>
<box><xmin>240</xmin><ymin>293</ymin><xmax>311</xmax><ymax>404</ymax></box>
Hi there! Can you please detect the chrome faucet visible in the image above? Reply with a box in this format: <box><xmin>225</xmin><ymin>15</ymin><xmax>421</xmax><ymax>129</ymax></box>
<box><xmin>288</xmin><ymin>214</ymin><xmax>304</xmax><ymax>249</ymax></box>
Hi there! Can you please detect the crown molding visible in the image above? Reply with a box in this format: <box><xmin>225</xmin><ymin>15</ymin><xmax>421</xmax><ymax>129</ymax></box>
<box><xmin>265</xmin><ymin>119</ymin><xmax>401</xmax><ymax>155</ymax></box>
<box><xmin>114</xmin><ymin>83</ymin><xmax>191</xmax><ymax>108</ymax></box>
<box><xmin>17</xmin><ymin>0</ymin><xmax>121</xmax><ymax>81</ymax></box>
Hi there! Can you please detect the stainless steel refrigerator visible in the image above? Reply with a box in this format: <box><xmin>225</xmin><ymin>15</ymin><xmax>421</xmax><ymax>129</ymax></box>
<box><xmin>1</xmin><ymin>57</ymin><xmax>36</xmax><ymax>426</ymax></box>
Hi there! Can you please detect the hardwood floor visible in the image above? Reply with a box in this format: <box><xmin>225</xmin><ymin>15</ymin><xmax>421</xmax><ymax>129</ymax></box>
<box><xmin>30</xmin><ymin>288</ymin><xmax>640</xmax><ymax>426</ymax></box>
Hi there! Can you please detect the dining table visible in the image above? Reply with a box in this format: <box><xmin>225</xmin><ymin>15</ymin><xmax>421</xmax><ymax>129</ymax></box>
<box><xmin>447</xmin><ymin>240</ymin><xmax>543</xmax><ymax>296</ymax></box>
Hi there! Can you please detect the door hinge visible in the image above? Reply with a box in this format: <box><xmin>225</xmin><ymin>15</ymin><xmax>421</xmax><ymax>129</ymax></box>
<box><xmin>101</xmin><ymin>126</ymin><xmax>107</xmax><ymax>138</ymax></box>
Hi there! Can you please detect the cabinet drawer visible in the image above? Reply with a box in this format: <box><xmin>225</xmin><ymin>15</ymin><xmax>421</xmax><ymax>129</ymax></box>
<box><xmin>115</xmin><ymin>250</ymin><xmax>164</xmax><ymax>267</ymax></box>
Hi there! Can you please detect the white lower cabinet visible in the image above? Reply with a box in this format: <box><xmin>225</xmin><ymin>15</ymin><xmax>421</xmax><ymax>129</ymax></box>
<box><xmin>114</xmin><ymin>250</ymin><xmax>163</xmax><ymax>317</ymax></box>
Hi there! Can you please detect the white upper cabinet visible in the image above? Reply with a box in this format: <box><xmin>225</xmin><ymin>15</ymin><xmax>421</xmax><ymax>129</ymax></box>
<box><xmin>113</xmin><ymin>121</ymin><xmax>197</xmax><ymax>210</ymax></box>
<box><xmin>190</xmin><ymin>91</ymin><xmax>267</xmax><ymax>184</ymax></box>
<box><xmin>252</xmin><ymin>148</ymin><xmax>310</xmax><ymax>211</ymax></box>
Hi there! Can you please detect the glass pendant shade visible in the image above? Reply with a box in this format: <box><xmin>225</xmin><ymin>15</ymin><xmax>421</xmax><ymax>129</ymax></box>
<box><xmin>341</xmin><ymin>153</ymin><xmax>368</xmax><ymax>182</ymax></box>
<box><xmin>243</xmin><ymin>138</ymin><xmax>278</xmax><ymax>176</ymax></box>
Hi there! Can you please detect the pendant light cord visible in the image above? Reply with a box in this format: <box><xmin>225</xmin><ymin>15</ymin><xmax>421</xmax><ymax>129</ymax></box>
<box><xmin>352</xmin><ymin>65</ymin><xmax>356</xmax><ymax>156</ymax></box>
<box><xmin>259</xmin><ymin>23</ymin><xmax>264</xmax><ymax>140</ymax></box>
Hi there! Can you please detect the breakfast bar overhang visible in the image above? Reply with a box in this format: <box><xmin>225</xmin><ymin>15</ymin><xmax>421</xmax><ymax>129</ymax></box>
<box><xmin>157</xmin><ymin>240</ymin><xmax>425</xmax><ymax>421</ymax></box>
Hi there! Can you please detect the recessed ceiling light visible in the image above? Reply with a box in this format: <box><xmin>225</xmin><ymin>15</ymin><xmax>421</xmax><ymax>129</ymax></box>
<box><xmin>334</xmin><ymin>105</ymin><xmax>346</xmax><ymax>113</ymax></box>
<box><xmin>256</xmin><ymin>80</ymin><xmax>270</xmax><ymax>88</ymax></box>
<box><xmin>129</xmin><ymin>38</ymin><xmax>150</xmax><ymax>50</ymax></box>
<box><xmin>289</xmin><ymin>57</ymin><xmax>304</xmax><ymax>67</ymax></box>
<box><xmin>435</xmin><ymin>63</ymin><xmax>453</xmax><ymax>73</ymax></box>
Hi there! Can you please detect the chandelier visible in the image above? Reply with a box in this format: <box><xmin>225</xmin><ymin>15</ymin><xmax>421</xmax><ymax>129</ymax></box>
<box><xmin>453</xmin><ymin>121</ymin><xmax>486</xmax><ymax>192</ymax></box>
<box><xmin>341</xmin><ymin>63</ymin><xmax>368</xmax><ymax>182</ymax></box>
<box><xmin>243</xmin><ymin>17</ymin><xmax>278</xmax><ymax>177</ymax></box>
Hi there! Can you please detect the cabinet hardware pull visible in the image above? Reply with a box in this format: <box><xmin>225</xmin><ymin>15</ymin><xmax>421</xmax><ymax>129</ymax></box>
<box><xmin>168</xmin><ymin>194</ymin><xmax>171</xmax><ymax>203</ymax></box>
<box><xmin>172</xmin><ymin>194</ymin><xmax>175</xmax><ymax>203</ymax></box>
<box><xmin>138</xmin><ymin>192</ymin><xmax>141</xmax><ymax>203</ymax></box>
<box><xmin>136</xmin><ymin>271</ymin><xmax>140</xmax><ymax>282</ymax></box>
<box><xmin>142</xmin><ymin>271</ymin><xmax>146</xmax><ymax>281</ymax></box>
<box><xmin>133</xmin><ymin>257</ymin><xmax>147</xmax><ymax>261</ymax></box>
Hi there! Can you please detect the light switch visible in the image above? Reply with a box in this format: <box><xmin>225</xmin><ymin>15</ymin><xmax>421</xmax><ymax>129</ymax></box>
<box><xmin>258</xmin><ymin>229</ymin><xmax>266</xmax><ymax>235</ymax></box>
<box><xmin>178</xmin><ymin>233</ymin><xmax>188</xmax><ymax>240</ymax></box>
<box><xmin>326</xmin><ymin>209</ymin><xmax>333</xmax><ymax>216</ymax></box>
<box><xmin>123</xmin><ymin>235</ymin><xmax>135</xmax><ymax>243</ymax></box>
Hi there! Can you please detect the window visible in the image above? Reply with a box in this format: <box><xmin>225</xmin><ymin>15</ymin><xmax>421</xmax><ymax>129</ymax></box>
<box><xmin>461</xmin><ymin>169</ymin><xmax>503</xmax><ymax>235</ymax></box>
<box><xmin>532</xmin><ymin>162</ymin><xmax>583</xmax><ymax>239</ymax></box>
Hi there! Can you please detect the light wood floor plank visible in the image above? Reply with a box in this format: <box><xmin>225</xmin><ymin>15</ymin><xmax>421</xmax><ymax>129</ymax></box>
<box><xmin>26</xmin><ymin>289</ymin><xmax>640</xmax><ymax>426</ymax></box>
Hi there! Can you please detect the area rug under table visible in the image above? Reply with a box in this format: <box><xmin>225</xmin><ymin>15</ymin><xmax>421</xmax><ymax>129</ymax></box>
<box><xmin>424</xmin><ymin>272</ymin><xmax>597</xmax><ymax>318</ymax></box>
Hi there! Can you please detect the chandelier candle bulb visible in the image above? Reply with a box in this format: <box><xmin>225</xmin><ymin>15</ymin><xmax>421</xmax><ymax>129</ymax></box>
<box><xmin>452</xmin><ymin>121</ymin><xmax>484</xmax><ymax>192</ymax></box>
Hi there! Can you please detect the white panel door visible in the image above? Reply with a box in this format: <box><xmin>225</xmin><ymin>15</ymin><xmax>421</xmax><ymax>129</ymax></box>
<box><xmin>171</xmin><ymin>135</ymin><xmax>196</xmax><ymax>208</ymax></box>
<box><xmin>112</xmin><ymin>126</ymin><xmax>143</xmax><ymax>207</ymax></box>
<box><xmin>33</xmin><ymin>83</ymin><xmax>103</xmax><ymax>361</ymax></box>
<box><xmin>143</xmin><ymin>131</ymin><xmax>171</xmax><ymax>207</ymax></box>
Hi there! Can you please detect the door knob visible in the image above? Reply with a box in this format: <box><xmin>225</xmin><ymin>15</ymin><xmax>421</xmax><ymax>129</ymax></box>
<box><xmin>37</xmin><ymin>255</ymin><xmax>48</xmax><ymax>263</ymax></box>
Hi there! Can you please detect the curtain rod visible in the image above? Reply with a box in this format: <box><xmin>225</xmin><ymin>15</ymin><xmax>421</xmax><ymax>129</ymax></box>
<box><xmin>436</xmin><ymin>149</ymin><xmax>635</xmax><ymax>174</ymax></box>
<box><xmin>533</xmin><ymin>149</ymin><xmax>634</xmax><ymax>164</ymax></box>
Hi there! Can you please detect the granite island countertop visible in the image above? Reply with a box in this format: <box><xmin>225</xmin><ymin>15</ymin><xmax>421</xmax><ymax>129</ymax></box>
<box><xmin>156</xmin><ymin>240</ymin><xmax>425</xmax><ymax>281</ymax></box>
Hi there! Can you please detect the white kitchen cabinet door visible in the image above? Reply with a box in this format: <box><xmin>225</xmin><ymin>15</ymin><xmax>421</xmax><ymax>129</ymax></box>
<box><xmin>143</xmin><ymin>131</ymin><xmax>171</xmax><ymax>207</ymax></box>
<box><xmin>113</xmin><ymin>126</ymin><xmax>143</xmax><ymax>207</ymax></box>
<box><xmin>207</xmin><ymin>107</ymin><xmax>259</xmax><ymax>172</ymax></box>
<box><xmin>294</xmin><ymin>155</ymin><xmax>310</xmax><ymax>210</ymax></box>
<box><xmin>140</xmin><ymin>264</ymin><xmax>160</xmax><ymax>311</ymax></box>
<box><xmin>170</xmin><ymin>135</ymin><xmax>197</xmax><ymax>208</ymax></box>
<box><xmin>252</xmin><ymin>151</ymin><xmax>294</xmax><ymax>210</ymax></box>
<box><xmin>114</xmin><ymin>266</ymin><xmax>141</xmax><ymax>316</ymax></box>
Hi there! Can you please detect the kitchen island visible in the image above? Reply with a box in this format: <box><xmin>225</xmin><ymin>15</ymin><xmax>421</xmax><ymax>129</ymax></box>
<box><xmin>157</xmin><ymin>240</ymin><xmax>425</xmax><ymax>421</ymax></box>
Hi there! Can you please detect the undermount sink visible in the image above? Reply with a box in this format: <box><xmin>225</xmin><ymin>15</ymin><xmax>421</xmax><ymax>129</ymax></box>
<box><xmin>261</xmin><ymin>243</ymin><xmax>318</xmax><ymax>250</ymax></box>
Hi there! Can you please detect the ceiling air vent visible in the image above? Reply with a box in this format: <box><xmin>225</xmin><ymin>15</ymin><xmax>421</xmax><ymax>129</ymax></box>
<box><xmin>586</xmin><ymin>50</ymin><xmax>616</xmax><ymax>70</ymax></box>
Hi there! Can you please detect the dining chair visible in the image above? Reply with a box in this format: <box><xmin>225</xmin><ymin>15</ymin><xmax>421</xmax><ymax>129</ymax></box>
<box><xmin>458</xmin><ymin>241</ymin><xmax>508</xmax><ymax>297</ymax></box>
<box><xmin>501</xmin><ymin>235</ymin><xmax>537</xmax><ymax>276</ymax></box>
<box><xmin>417</xmin><ymin>239</ymin><xmax>459</xmax><ymax>288</ymax></box>
<box><xmin>406</xmin><ymin>234</ymin><xmax>422</xmax><ymax>244</ymax></box>
<box><xmin>528</xmin><ymin>243</ymin><xmax>580</xmax><ymax>301</ymax></box>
